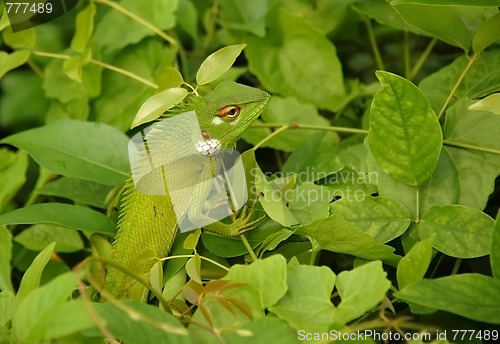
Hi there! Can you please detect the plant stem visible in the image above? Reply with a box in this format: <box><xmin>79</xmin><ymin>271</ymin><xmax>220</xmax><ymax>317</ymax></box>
<box><xmin>160</xmin><ymin>254</ymin><xmax>230</xmax><ymax>272</ymax></box>
<box><xmin>365</xmin><ymin>18</ymin><xmax>384</xmax><ymax>70</ymax></box>
<box><xmin>252</xmin><ymin>122</ymin><xmax>369</xmax><ymax>135</ymax></box>
<box><xmin>92</xmin><ymin>0</ymin><xmax>177</xmax><ymax>46</ymax></box>
<box><xmin>451</xmin><ymin>258</ymin><xmax>462</xmax><ymax>275</ymax></box>
<box><xmin>410</xmin><ymin>38</ymin><xmax>437</xmax><ymax>80</ymax></box>
<box><xmin>437</xmin><ymin>52</ymin><xmax>479</xmax><ymax>120</ymax></box>
<box><xmin>32</xmin><ymin>50</ymin><xmax>158</xmax><ymax>89</ymax></box>
<box><xmin>252</xmin><ymin>124</ymin><xmax>290</xmax><ymax>151</ymax></box>
<box><xmin>444</xmin><ymin>140</ymin><xmax>500</xmax><ymax>155</ymax></box>
<box><xmin>240</xmin><ymin>234</ymin><xmax>258</xmax><ymax>262</ymax></box>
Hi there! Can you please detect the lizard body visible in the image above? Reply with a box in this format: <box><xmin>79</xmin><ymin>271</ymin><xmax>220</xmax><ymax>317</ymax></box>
<box><xmin>103</xmin><ymin>82</ymin><xmax>270</xmax><ymax>300</ymax></box>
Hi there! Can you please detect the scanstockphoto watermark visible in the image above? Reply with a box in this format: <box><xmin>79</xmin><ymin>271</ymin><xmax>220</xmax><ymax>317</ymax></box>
<box><xmin>249</xmin><ymin>168</ymin><xmax>378</xmax><ymax>205</ymax></box>
<box><xmin>298</xmin><ymin>329</ymin><xmax>433</xmax><ymax>342</ymax></box>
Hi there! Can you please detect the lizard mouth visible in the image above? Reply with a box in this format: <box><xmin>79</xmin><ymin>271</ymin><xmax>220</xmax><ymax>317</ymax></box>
<box><xmin>196</xmin><ymin>138</ymin><xmax>221</xmax><ymax>156</ymax></box>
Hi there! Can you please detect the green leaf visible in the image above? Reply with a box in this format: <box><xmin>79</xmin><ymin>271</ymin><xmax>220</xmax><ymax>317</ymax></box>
<box><xmin>130</xmin><ymin>87</ymin><xmax>188</xmax><ymax>128</ymax></box>
<box><xmin>246</xmin><ymin>10</ymin><xmax>345</xmax><ymax>111</ymax></box>
<box><xmin>492</xmin><ymin>212</ymin><xmax>500</xmax><ymax>279</ymax></box>
<box><xmin>91</xmin><ymin>0</ymin><xmax>179</xmax><ymax>54</ymax></box>
<box><xmin>37</xmin><ymin>177</ymin><xmax>113</xmax><ymax>209</ymax></box>
<box><xmin>225</xmin><ymin>255</ymin><xmax>287</xmax><ymax>309</ymax></box>
<box><xmin>43</xmin><ymin>300</ymin><xmax>96</xmax><ymax>340</ymax></box>
<box><xmin>353</xmin><ymin>0</ymin><xmax>416</xmax><ymax>32</ymax></box>
<box><xmin>330</xmin><ymin>196</ymin><xmax>412</xmax><ymax>243</ymax></box>
<box><xmin>444</xmin><ymin>147</ymin><xmax>500</xmax><ymax>210</ymax></box>
<box><xmin>282</xmin><ymin>132</ymin><xmax>343</xmax><ymax>184</ymax></box>
<box><xmin>420</xmin><ymin>49</ymin><xmax>500</xmax><ymax>113</ymax></box>
<box><xmin>394</xmin><ymin>3</ymin><xmax>472</xmax><ymax>51</ymax></box>
<box><xmin>0</xmin><ymin>226</ymin><xmax>13</xmax><ymax>292</ymax></box>
<box><xmin>445</xmin><ymin>98</ymin><xmax>500</xmax><ymax>151</ymax></box>
<box><xmin>396</xmin><ymin>273</ymin><xmax>500</xmax><ymax>324</ymax></box>
<box><xmin>392</xmin><ymin>0</ymin><xmax>500</xmax><ymax>5</ymax></box>
<box><xmin>469</xmin><ymin>92</ymin><xmax>500</xmax><ymax>114</ymax></box>
<box><xmin>298</xmin><ymin>216</ymin><xmax>395</xmax><ymax>260</ymax></box>
<box><xmin>1</xmin><ymin>119</ymin><xmax>129</xmax><ymax>187</ymax></box>
<box><xmin>96</xmin><ymin>300</ymin><xmax>189</xmax><ymax>343</ymax></box>
<box><xmin>223</xmin><ymin>317</ymin><xmax>301</xmax><ymax>344</ymax></box>
<box><xmin>0</xmin><ymin>6</ymin><xmax>9</xmax><ymax>32</ymax></box>
<box><xmin>0</xmin><ymin>203</ymin><xmax>116</xmax><ymax>236</ymax></box>
<box><xmin>12</xmin><ymin>242</ymin><xmax>56</xmax><ymax>317</ymax></box>
<box><xmin>219</xmin><ymin>0</ymin><xmax>268</xmax><ymax>37</ymax></box>
<box><xmin>196</xmin><ymin>44</ymin><xmax>246</xmax><ymax>85</ymax></box>
<box><xmin>71</xmin><ymin>2</ymin><xmax>96</xmax><ymax>53</ymax></box>
<box><xmin>12</xmin><ymin>272</ymin><xmax>79</xmax><ymax>343</ymax></box>
<box><xmin>185</xmin><ymin>253</ymin><xmax>202</xmax><ymax>284</ymax></box>
<box><xmin>473</xmin><ymin>11</ymin><xmax>500</xmax><ymax>52</ymax></box>
<box><xmin>397</xmin><ymin>236</ymin><xmax>434</xmax><ymax>289</ymax></box>
<box><xmin>0</xmin><ymin>148</ymin><xmax>28</xmax><ymax>212</ymax></box>
<box><xmin>62</xmin><ymin>50</ymin><xmax>92</xmax><ymax>83</ymax></box>
<box><xmin>15</xmin><ymin>224</ymin><xmax>84</xmax><ymax>253</ymax></box>
<box><xmin>419</xmin><ymin>205</ymin><xmax>495</xmax><ymax>258</ymax></box>
<box><xmin>2</xmin><ymin>27</ymin><xmax>35</xmax><ymax>49</ymax></box>
<box><xmin>288</xmin><ymin>184</ymin><xmax>331</xmax><ymax>225</ymax></box>
<box><xmin>0</xmin><ymin>290</ymin><xmax>14</xmax><ymax>327</ymax></box>
<box><xmin>156</xmin><ymin>67</ymin><xmax>184</xmax><ymax>91</ymax></box>
<box><xmin>334</xmin><ymin>261</ymin><xmax>391</xmax><ymax>325</ymax></box>
<box><xmin>0</xmin><ymin>49</ymin><xmax>30</xmax><ymax>79</ymax></box>
<box><xmin>269</xmin><ymin>265</ymin><xmax>335</xmax><ymax>332</ymax></box>
<box><xmin>369</xmin><ymin>71</ymin><xmax>442</xmax><ymax>185</ymax></box>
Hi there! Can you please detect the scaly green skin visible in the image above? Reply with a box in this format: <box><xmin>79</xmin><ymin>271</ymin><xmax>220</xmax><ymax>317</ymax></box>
<box><xmin>103</xmin><ymin>82</ymin><xmax>270</xmax><ymax>300</ymax></box>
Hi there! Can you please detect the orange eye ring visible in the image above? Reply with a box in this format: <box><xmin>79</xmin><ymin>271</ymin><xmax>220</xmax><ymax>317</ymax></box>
<box><xmin>217</xmin><ymin>105</ymin><xmax>241</xmax><ymax>118</ymax></box>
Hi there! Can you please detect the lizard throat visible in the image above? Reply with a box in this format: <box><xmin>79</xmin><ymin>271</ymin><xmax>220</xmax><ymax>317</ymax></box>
<box><xmin>196</xmin><ymin>138</ymin><xmax>221</xmax><ymax>156</ymax></box>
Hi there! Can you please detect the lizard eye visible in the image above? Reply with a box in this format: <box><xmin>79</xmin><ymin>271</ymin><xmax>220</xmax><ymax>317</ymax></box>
<box><xmin>217</xmin><ymin>105</ymin><xmax>241</xmax><ymax>119</ymax></box>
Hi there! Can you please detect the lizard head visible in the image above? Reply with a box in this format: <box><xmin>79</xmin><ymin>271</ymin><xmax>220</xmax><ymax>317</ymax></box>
<box><xmin>196</xmin><ymin>81</ymin><xmax>270</xmax><ymax>151</ymax></box>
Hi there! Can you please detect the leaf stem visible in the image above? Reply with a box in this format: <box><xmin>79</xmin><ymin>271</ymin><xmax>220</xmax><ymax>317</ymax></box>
<box><xmin>437</xmin><ymin>52</ymin><xmax>479</xmax><ymax>120</ymax></box>
<box><xmin>252</xmin><ymin>122</ymin><xmax>369</xmax><ymax>135</ymax></box>
<box><xmin>410</xmin><ymin>38</ymin><xmax>437</xmax><ymax>80</ymax></box>
<box><xmin>252</xmin><ymin>124</ymin><xmax>290</xmax><ymax>151</ymax></box>
<box><xmin>32</xmin><ymin>50</ymin><xmax>158</xmax><ymax>89</ymax></box>
<box><xmin>364</xmin><ymin>18</ymin><xmax>384</xmax><ymax>70</ymax></box>
<box><xmin>443</xmin><ymin>140</ymin><xmax>500</xmax><ymax>155</ymax></box>
<box><xmin>92</xmin><ymin>0</ymin><xmax>177</xmax><ymax>46</ymax></box>
<box><xmin>240</xmin><ymin>234</ymin><xmax>258</xmax><ymax>262</ymax></box>
<box><xmin>160</xmin><ymin>254</ymin><xmax>230</xmax><ymax>272</ymax></box>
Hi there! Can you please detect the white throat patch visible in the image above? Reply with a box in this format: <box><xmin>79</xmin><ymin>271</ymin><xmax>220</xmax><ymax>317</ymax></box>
<box><xmin>196</xmin><ymin>139</ymin><xmax>221</xmax><ymax>156</ymax></box>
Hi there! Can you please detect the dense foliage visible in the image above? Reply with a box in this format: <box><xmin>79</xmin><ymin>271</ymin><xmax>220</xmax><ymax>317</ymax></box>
<box><xmin>1</xmin><ymin>0</ymin><xmax>500</xmax><ymax>343</ymax></box>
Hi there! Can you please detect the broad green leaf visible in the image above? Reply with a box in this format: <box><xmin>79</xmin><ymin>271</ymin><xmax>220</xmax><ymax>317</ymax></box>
<box><xmin>298</xmin><ymin>216</ymin><xmax>395</xmax><ymax>260</ymax></box>
<box><xmin>0</xmin><ymin>7</ymin><xmax>9</xmax><ymax>32</ymax></box>
<box><xmin>469</xmin><ymin>92</ymin><xmax>500</xmax><ymax>115</ymax></box>
<box><xmin>2</xmin><ymin>27</ymin><xmax>35</xmax><ymax>48</ymax></box>
<box><xmin>0</xmin><ymin>226</ymin><xmax>13</xmax><ymax>292</ymax></box>
<box><xmin>320</xmin><ymin>168</ymin><xmax>378</xmax><ymax>198</ymax></box>
<box><xmin>334</xmin><ymin>261</ymin><xmax>391</xmax><ymax>325</ymax></box>
<box><xmin>392</xmin><ymin>0</ymin><xmax>500</xmax><ymax>5</ymax></box>
<box><xmin>353</xmin><ymin>0</ymin><xmax>416</xmax><ymax>32</ymax></box>
<box><xmin>0</xmin><ymin>203</ymin><xmax>116</xmax><ymax>236</ymax></box>
<box><xmin>246</xmin><ymin>10</ymin><xmax>345</xmax><ymax>111</ymax></box>
<box><xmin>37</xmin><ymin>177</ymin><xmax>113</xmax><ymax>209</ymax></box>
<box><xmin>219</xmin><ymin>0</ymin><xmax>268</xmax><ymax>37</ymax></box>
<box><xmin>225</xmin><ymin>255</ymin><xmax>287</xmax><ymax>309</ymax></box>
<box><xmin>419</xmin><ymin>205</ymin><xmax>495</xmax><ymax>258</ymax></box>
<box><xmin>185</xmin><ymin>254</ymin><xmax>202</xmax><ymax>284</ymax></box>
<box><xmin>420</xmin><ymin>50</ymin><xmax>500</xmax><ymax>113</ymax></box>
<box><xmin>397</xmin><ymin>236</ymin><xmax>434</xmax><ymax>289</ymax></box>
<box><xmin>282</xmin><ymin>132</ymin><xmax>343</xmax><ymax>183</ymax></box>
<box><xmin>269</xmin><ymin>265</ymin><xmax>335</xmax><ymax>332</ymax></box>
<box><xmin>12</xmin><ymin>242</ymin><xmax>56</xmax><ymax>317</ymax></box>
<box><xmin>71</xmin><ymin>2</ymin><xmax>96</xmax><ymax>53</ymax></box>
<box><xmin>396</xmin><ymin>273</ymin><xmax>500</xmax><ymax>324</ymax></box>
<box><xmin>12</xmin><ymin>272</ymin><xmax>80</xmax><ymax>343</ymax></box>
<box><xmin>394</xmin><ymin>4</ymin><xmax>472</xmax><ymax>51</ymax></box>
<box><xmin>156</xmin><ymin>67</ymin><xmax>184</xmax><ymax>91</ymax></box>
<box><xmin>130</xmin><ymin>87</ymin><xmax>188</xmax><ymax>128</ymax></box>
<box><xmin>0</xmin><ymin>49</ymin><xmax>30</xmax><ymax>79</ymax></box>
<box><xmin>444</xmin><ymin>147</ymin><xmax>500</xmax><ymax>210</ymax></box>
<box><xmin>1</xmin><ymin>119</ymin><xmax>129</xmax><ymax>187</ymax></box>
<box><xmin>43</xmin><ymin>300</ymin><xmax>95</xmax><ymax>340</ymax></box>
<box><xmin>223</xmin><ymin>317</ymin><xmax>301</xmax><ymax>344</ymax></box>
<box><xmin>445</xmin><ymin>98</ymin><xmax>500</xmax><ymax>150</ymax></box>
<box><xmin>91</xmin><ymin>0</ymin><xmax>179</xmax><ymax>54</ymax></box>
<box><xmin>96</xmin><ymin>300</ymin><xmax>189</xmax><ymax>343</ymax></box>
<box><xmin>196</xmin><ymin>44</ymin><xmax>246</xmax><ymax>85</ymax></box>
<box><xmin>256</xmin><ymin>228</ymin><xmax>293</xmax><ymax>257</ymax></box>
<box><xmin>492</xmin><ymin>213</ymin><xmax>500</xmax><ymax>279</ymax></box>
<box><xmin>15</xmin><ymin>224</ymin><xmax>84</xmax><ymax>253</ymax></box>
<box><xmin>242</xmin><ymin>96</ymin><xmax>339</xmax><ymax>152</ymax></box>
<box><xmin>94</xmin><ymin>40</ymin><xmax>175</xmax><ymax>131</ymax></box>
<box><xmin>369</xmin><ymin>71</ymin><xmax>442</xmax><ymax>185</ymax></box>
<box><xmin>0</xmin><ymin>290</ymin><xmax>14</xmax><ymax>327</ymax></box>
<box><xmin>62</xmin><ymin>50</ymin><xmax>92</xmax><ymax>83</ymax></box>
<box><xmin>0</xmin><ymin>149</ymin><xmax>28</xmax><ymax>212</ymax></box>
<box><xmin>473</xmin><ymin>11</ymin><xmax>500</xmax><ymax>52</ymax></box>
<box><xmin>288</xmin><ymin>184</ymin><xmax>331</xmax><ymax>225</ymax></box>
<box><xmin>330</xmin><ymin>196</ymin><xmax>411</xmax><ymax>243</ymax></box>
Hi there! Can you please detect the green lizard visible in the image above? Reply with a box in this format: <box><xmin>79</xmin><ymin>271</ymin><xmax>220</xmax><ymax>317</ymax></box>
<box><xmin>102</xmin><ymin>81</ymin><xmax>270</xmax><ymax>300</ymax></box>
